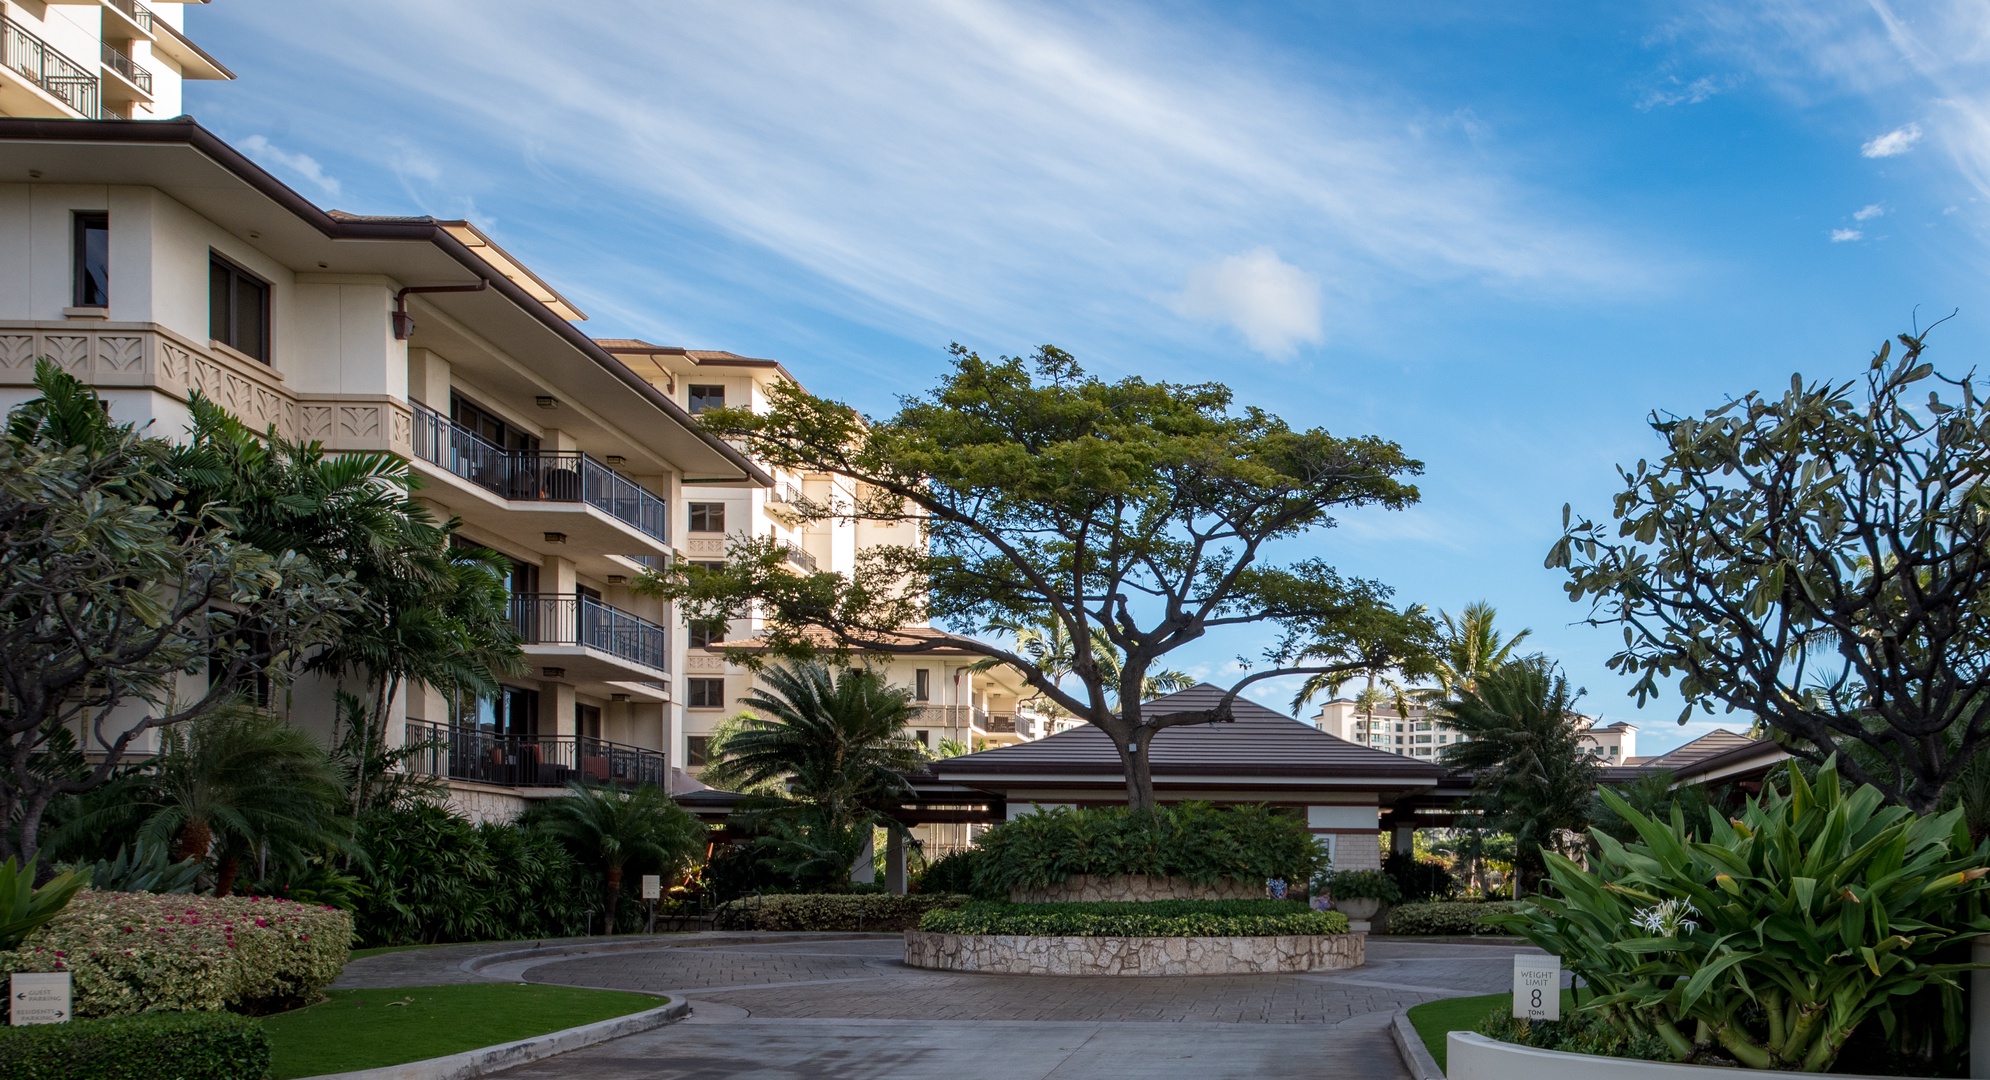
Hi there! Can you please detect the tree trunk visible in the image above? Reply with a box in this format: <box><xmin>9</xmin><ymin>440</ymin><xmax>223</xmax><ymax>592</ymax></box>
<box><xmin>214</xmin><ymin>852</ymin><xmax>239</xmax><ymax>897</ymax></box>
<box><xmin>176</xmin><ymin>819</ymin><xmax>212</xmax><ymax>864</ymax></box>
<box><xmin>1111</xmin><ymin>730</ymin><xmax>1156</xmax><ymax>809</ymax></box>
<box><xmin>603</xmin><ymin>866</ymin><xmax>622</xmax><ymax>935</ymax></box>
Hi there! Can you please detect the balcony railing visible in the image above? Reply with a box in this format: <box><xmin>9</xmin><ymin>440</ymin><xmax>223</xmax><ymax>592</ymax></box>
<box><xmin>105</xmin><ymin>0</ymin><xmax>156</xmax><ymax>35</ymax></box>
<box><xmin>411</xmin><ymin>402</ymin><xmax>668</xmax><ymax>543</ymax></box>
<box><xmin>909</xmin><ymin>704</ymin><xmax>991</xmax><ymax>731</ymax></box>
<box><xmin>100</xmin><ymin>42</ymin><xmax>151</xmax><ymax>94</ymax></box>
<box><xmin>2</xmin><ymin>15</ymin><xmax>100</xmax><ymax>118</ymax></box>
<box><xmin>778</xmin><ymin>539</ymin><xmax>817</xmax><ymax>572</ymax></box>
<box><xmin>403</xmin><ymin>720</ymin><xmax>669</xmax><ymax>789</ymax></box>
<box><xmin>512</xmin><ymin>592</ymin><xmax>669</xmax><ymax>673</ymax></box>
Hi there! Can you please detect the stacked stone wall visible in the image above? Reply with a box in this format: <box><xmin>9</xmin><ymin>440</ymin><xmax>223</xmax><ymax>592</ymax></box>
<box><xmin>903</xmin><ymin>930</ymin><xmax>1363</xmax><ymax>976</ymax></box>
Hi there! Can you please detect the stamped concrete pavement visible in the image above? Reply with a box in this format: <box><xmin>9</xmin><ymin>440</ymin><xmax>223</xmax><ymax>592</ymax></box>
<box><xmin>334</xmin><ymin>934</ymin><xmax>1533</xmax><ymax>1079</ymax></box>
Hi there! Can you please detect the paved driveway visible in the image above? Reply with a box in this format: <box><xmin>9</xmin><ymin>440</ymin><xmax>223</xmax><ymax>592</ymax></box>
<box><xmin>336</xmin><ymin>934</ymin><xmax>1530</xmax><ymax>1079</ymax></box>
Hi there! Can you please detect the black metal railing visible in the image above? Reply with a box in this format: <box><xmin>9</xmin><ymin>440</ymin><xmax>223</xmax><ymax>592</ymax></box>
<box><xmin>105</xmin><ymin>0</ymin><xmax>155</xmax><ymax>35</ymax></box>
<box><xmin>779</xmin><ymin>539</ymin><xmax>817</xmax><ymax>572</ymax></box>
<box><xmin>512</xmin><ymin>592</ymin><xmax>669</xmax><ymax>672</ymax></box>
<box><xmin>403</xmin><ymin>720</ymin><xmax>669</xmax><ymax>789</ymax></box>
<box><xmin>909</xmin><ymin>704</ymin><xmax>991</xmax><ymax>730</ymax></box>
<box><xmin>2</xmin><ymin>16</ymin><xmax>99</xmax><ymax>118</ymax></box>
<box><xmin>411</xmin><ymin>402</ymin><xmax>668</xmax><ymax>543</ymax></box>
<box><xmin>768</xmin><ymin>481</ymin><xmax>803</xmax><ymax>505</ymax></box>
<box><xmin>100</xmin><ymin>42</ymin><xmax>151</xmax><ymax>94</ymax></box>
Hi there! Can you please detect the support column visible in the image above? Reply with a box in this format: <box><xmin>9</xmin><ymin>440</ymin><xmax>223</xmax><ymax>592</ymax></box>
<box><xmin>885</xmin><ymin>830</ymin><xmax>907</xmax><ymax>895</ymax></box>
<box><xmin>850</xmin><ymin>829</ymin><xmax>876</xmax><ymax>885</ymax></box>
<box><xmin>1391</xmin><ymin>822</ymin><xmax>1415</xmax><ymax>857</ymax></box>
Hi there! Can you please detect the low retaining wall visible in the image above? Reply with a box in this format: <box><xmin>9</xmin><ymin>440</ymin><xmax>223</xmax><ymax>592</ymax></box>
<box><xmin>1445</xmin><ymin>1032</ymin><xmax>1917</xmax><ymax>1080</ymax></box>
<box><xmin>904</xmin><ymin>930</ymin><xmax>1363</xmax><ymax>976</ymax></box>
<box><xmin>1010</xmin><ymin>874</ymin><xmax>1264</xmax><ymax>904</ymax></box>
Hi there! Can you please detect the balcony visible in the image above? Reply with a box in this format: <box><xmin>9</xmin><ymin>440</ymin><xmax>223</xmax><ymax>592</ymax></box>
<box><xmin>778</xmin><ymin>539</ymin><xmax>818</xmax><ymax>573</ymax></box>
<box><xmin>404</xmin><ymin>720</ymin><xmax>668</xmax><ymax>790</ymax></box>
<box><xmin>99</xmin><ymin>42</ymin><xmax>151</xmax><ymax>104</ymax></box>
<box><xmin>1</xmin><ymin>15</ymin><xmax>100</xmax><ymax>118</ymax></box>
<box><xmin>410</xmin><ymin>402</ymin><xmax>670</xmax><ymax>562</ymax></box>
<box><xmin>101</xmin><ymin>0</ymin><xmax>158</xmax><ymax>41</ymax></box>
<box><xmin>765</xmin><ymin>481</ymin><xmax>804</xmax><ymax>522</ymax></box>
<box><xmin>512</xmin><ymin>592</ymin><xmax>670</xmax><ymax>686</ymax></box>
<box><xmin>909</xmin><ymin>704</ymin><xmax>990</xmax><ymax>730</ymax></box>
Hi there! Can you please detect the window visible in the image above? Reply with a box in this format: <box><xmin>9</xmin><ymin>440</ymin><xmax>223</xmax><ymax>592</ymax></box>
<box><xmin>462</xmin><ymin>685</ymin><xmax>539</xmax><ymax>736</ymax></box>
<box><xmin>208</xmin><ymin>255</ymin><xmax>270</xmax><ymax>362</ymax></box>
<box><xmin>73</xmin><ymin>212</ymin><xmax>108</xmax><ymax>308</ymax></box>
<box><xmin>688</xmin><ymin>502</ymin><xmax>726</xmax><ymax>533</ymax></box>
<box><xmin>914</xmin><ymin>669</ymin><xmax>931</xmax><ymax>701</ymax></box>
<box><xmin>688</xmin><ymin>620</ymin><xmax>726</xmax><ymax>648</ymax></box>
<box><xmin>687</xmin><ymin>385</ymin><xmax>726</xmax><ymax>414</ymax></box>
<box><xmin>452</xmin><ymin>393</ymin><xmax>541</xmax><ymax>453</ymax></box>
<box><xmin>688</xmin><ymin>677</ymin><xmax>726</xmax><ymax>709</ymax></box>
<box><xmin>576</xmin><ymin>703</ymin><xmax>601</xmax><ymax>740</ymax></box>
<box><xmin>686</xmin><ymin>736</ymin><xmax>712</xmax><ymax>768</ymax></box>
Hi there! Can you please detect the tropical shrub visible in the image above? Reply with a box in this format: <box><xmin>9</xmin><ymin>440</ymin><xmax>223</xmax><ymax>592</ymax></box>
<box><xmin>922</xmin><ymin>899</ymin><xmax>1349</xmax><ymax>937</ymax></box>
<box><xmin>0</xmin><ymin>1009</ymin><xmax>269</xmax><ymax>1080</ymax></box>
<box><xmin>916</xmin><ymin>848</ymin><xmax>1000</xmax><ymax>899</ymax></box>
<box><xmin>0</xmin><ymin>858</ymin><xmax>85</xmax><ymax>951</ymax></box>
<box><xmin>1477</xmin><ymin>1006</ymin><xmax>1672</xmax><ymax>1063</ymax></box>
<box><xmin>1489</xmin><ymin>759</ymin><xmax>1990</xmax><ymax>1071</ymax></box>
<box><xmin>74</xmin><ymin>843</ymin><xmax>200</xmax><ymax>895</ymax></box>
<box><xmin>1383</xmin><ymin>851</ymin><xmax>1455</xmax><ymax>902</ymax></box>
<box><xmin>973</xmin><ymin>803</ymin><xmax>1322</xmax><ymax>895</ymax></box>
<box><xmin>529</xmin><ymin>782</ymin><xmax>705</xmax><ymax>934</ymax></box>
<box><xmin>1383</xmin><ymin>900</ymin><xmax>1518</xmax><ymax>936</ymax></box>
<box><xmin>714</xmin><ymin>893</ymin><xmax>965</xmax><ymax>931</ymax></box>
<box><xmin>1319</xmin><ymin>869</ymin><xmax>1401</xmax><ymax>903</ymax></box>
<box><xmin>0</xmin><ymin>890</ymin><xmax>350</xmax><ymax>1017</ymax></box>
<box><xmin>351</xmin><ymin>801</ymin><xmax>600</xmax><ymax>946</ymax></box>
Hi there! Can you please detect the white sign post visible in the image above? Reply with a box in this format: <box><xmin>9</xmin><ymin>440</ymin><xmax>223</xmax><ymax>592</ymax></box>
<box><xmin>641</xmin><ymin>874</ymin><xmax>662</xmax><ymax>934</ymax></box>
<box><xmin>1512</xmin><ymin>954</ymin><xmax>1561</xmax><ymax>1021</ymax></box>
<box><xmin>10</xmin><ymin>972</ymin><xmax>72</xmax><ymax>1025</ymax></box>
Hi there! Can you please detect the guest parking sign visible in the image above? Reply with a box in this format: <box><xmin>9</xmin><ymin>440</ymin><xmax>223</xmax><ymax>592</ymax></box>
<box><xmin>10</xmin><ymin>972</ymin><xmax>71</xmax><ymax>1025</ymax></box>
<box><xmin>1512</xmin><ymin>955</ymin><xmax>1561</xmax><ymax>1021</ymax></box>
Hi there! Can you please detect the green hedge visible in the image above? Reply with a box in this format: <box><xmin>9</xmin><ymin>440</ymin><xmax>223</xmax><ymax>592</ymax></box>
<box><xmin>0</xmin><ymin>1010</ymin><xmax>269</xmax><ymax>1080</ymax></box>
<box><xmin>920</xmin><ymin>899</ymin><xmax>1350</xmax><ymax>937</ymax></box>
<box><xmin>1383</xmin><ymin>900</ymin><xmax>1519</xmax><ymax>937</ymax></box>
<box><xmin>713</xmin><ymin>893</ymin><xmax>968</xmax><ymax>931</ymax></box>
<box><xmin>973</xmin><ymin>802</ymin><xmax>1324</xmax><ymax>895</ymax></box>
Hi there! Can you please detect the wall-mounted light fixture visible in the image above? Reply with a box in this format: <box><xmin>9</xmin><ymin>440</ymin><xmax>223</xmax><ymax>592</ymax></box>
<box><xmin>605</xmin><ymin>574</ymin><xmax>628</xmax><ymax>586</ymax></box>
<box><xmin>535</xmin><ymin>395</ymin><xmax>560</xmax><ymax>410</ymax></box>
<box><xmin>543</xmin><ymin>532</ymin><xmax>568</xmax><ymax>545</ymax></box>
<box><xmin>541</xmin><ymin>667</ymin><xmax>566</xmax><ymax>680</ymax></box>
<box><xmin>604</xmin><ymin>455</ymin><xmax>626</xmax><ymax>467</ymax></box>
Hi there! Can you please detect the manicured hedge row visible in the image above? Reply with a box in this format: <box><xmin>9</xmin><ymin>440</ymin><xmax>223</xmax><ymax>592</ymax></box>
<box><xmin>0</xmin><ymin>1010</ymin><xmax>270</xmax><ymax>1080</ymax></box>
<box><xmin>0</xmin><ymin>890</ymin><xmax>351</xmax><ymax>1018</ymax></box>
<box><xmin>713</xmin><ymin>893</ymin><xmax>968</xmax><ymax>931</ymax></box>
<box><xmin>1383</xmin><ymin>900</ymin><xmax>1519</xmax><ymax>937</ymax></box>
<box><xmin>973</xmin><ymin>802</ymin><xmax>1324</xmax><ymax>895</ymax></box>
<box><xmin>920</xmin><ymin>899</ymin><xmax>1351</xmax><ymax>937</ymax></box>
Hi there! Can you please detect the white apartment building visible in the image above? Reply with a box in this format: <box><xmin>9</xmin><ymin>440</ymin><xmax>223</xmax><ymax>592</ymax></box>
<box><xmin>0</xmin><ymin>116</ymin><xmax>777</xmax><ymax>821</ymax></box>
<box><xmin>1</xmin><ymin>0</ymin><xmax>230</xmax><ymax>122</ymax></box>
<box><xmin>1312</xmin><ymin>698</ymin><xmax>1637</xmax><ymax>764</ymax></box>
<box><xmin>598</xmin><ymin>342</ymin><xmax>1049</xmax><ymax>774</ymax></box>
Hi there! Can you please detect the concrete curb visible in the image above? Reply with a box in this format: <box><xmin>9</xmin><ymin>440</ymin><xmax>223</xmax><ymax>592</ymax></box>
<box><xmin>458</xmin><ymin>932</ymin><xmax>897</xmax><ymax>979</ymax></box>
<box><xmin>1392</xmin><ymin>1010</ymin><xmax>1446</xmax><ymax>1080</ymax></box>
<box><xmin>298</xmin><ymin>998</ymin><xmax>689</xmax><ymax>1080</ymax></box>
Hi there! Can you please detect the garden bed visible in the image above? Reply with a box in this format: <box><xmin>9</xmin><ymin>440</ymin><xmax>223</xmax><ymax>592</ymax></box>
<box><xmin>905</xmin><ymin>900</ymin><xmax>1359</xmax><ymax>976</ymax></box>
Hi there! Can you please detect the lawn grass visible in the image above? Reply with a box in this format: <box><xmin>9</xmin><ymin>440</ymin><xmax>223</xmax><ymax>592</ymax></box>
<box><xmin>1406</xmin><ymin>989</ymin><xmax>1576</xmax><ymax>1072</ymax></box>
<box><xmin>261</xmin><ymin>983</ymin><xmax>664</xmax><ymax>1079</ymax></box>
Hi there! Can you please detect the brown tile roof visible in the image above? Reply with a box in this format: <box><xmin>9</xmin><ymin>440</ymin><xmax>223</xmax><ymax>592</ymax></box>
<box><xmin>716</xmin><ymin>626</ymin><xmax>992</xmax><ymax>656</ymax></box>
<box><xmin>1631</xmin><ymin>729</ymin><xmax>1756</xmax><ymax>770</ymax></box>
<box><xmin>928</xmin><ymin>683</ymin><xmax>1446</xmax><ymax>780</ymax></box>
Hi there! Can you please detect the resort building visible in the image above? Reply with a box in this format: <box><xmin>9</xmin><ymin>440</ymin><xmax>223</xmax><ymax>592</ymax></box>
<box><xmin>1311</xmin><ymin>697</ymin><xmax>1637</xmax><ymax>763</ymax></box>
<box><xmin>0</xmin><ymin>0</ymin><xmax>230</xmax><ymax>121</ymax></box>
<box><xmin>598</xmin><ymin>341</ymin><xmax>1052</xmax><ymax>774</ymax></box>
<box><xmin>0</xmin><ymin>116</ymin><xmax>772</xmax><ymax>820</ymax></box>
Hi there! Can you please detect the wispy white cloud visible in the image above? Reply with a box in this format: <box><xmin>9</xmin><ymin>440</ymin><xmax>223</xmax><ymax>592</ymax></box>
<box><xmin>1829</xmin><ymin>227</ymin><xmax>1863</xmax><ymax>242</ymax></box>
<box><xmin>1637</xmin><ymin>74</ymin><xmax>1721</xmax><ymax>110</ymax></box>
<box><xmin>1852</xmin><ymin>202</ymin><xmax>1885</xmax><ymax>220</ymax></box>
<box><xmin>212</xmin><ymin>0</ymin><xmax>1642</xmax><ymax>359</ymax></box>
<box><xmin>236</xmin><ymin>134</ymin><xmax>340</xmax><ymax>197</ymax></box>
<box><xmin>1170</xmin><ymin>248</ymin><xmax>1323</xmax><ymax>358</ymax></box>
<box><xmin>1862</xmin><ymin>122</ymin><xmax>1923</xmax><ymax>157</ymax></box>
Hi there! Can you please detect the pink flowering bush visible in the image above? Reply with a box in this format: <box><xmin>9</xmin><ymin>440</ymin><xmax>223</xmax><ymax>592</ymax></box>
<box><xmin>0</xmin><ymin>889</ymin><xmax>351</xmax><ymax>1018</ymax></box>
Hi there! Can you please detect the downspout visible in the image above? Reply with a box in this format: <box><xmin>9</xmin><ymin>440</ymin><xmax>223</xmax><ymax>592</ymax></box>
<box><xmin>392</xmin><ymin>280</ymin><xmax>490</xmax><ymax>340</ymax></box>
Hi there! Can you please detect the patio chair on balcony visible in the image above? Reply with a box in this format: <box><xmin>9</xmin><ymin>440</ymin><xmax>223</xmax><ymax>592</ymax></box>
<box><xmin>582</xmin><ymin>754</ymin><xmax>611</xmax><ymax>783</ymax></box>
<box><xmin>545</xmin><ymin>466</ymin><xmax>582</xmax><ymax>502</ymax></box>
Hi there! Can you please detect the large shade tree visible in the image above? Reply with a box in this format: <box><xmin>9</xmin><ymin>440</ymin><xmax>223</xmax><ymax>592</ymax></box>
<box><xmin>645</xmin><ymin>345</ymin><xmax>1432</xmax><ymax>807</ymax></box>
<box><xmin>1551</xmin><ymin>329</ymin><xmax>1990</xmax><ymax>812</ymax></box>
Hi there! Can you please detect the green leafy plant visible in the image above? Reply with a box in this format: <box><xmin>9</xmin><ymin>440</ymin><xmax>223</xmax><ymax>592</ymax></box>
<box><xmin>76</xmin><ymin>842</ymin><xmax>200</xmax><ymax>895</ymax></box>
<box><xmin>1320</xmin><ymin>869</ymin><xmax>1401</xmax><ymax>903</ymax></box>
<box><xmin>916</xmin><ymin>848</ymin><xmax>1000</xmax><ymax>899</ymax></box>
<box><xmin>0</xmin><ymin>858</ymin><xmax>85</xmax><ymax>951</ymax></box>
<box><xmin>1489</xmin><ymin>758</ymin><xmax>1990</xmax><ymax>1071</ymax></box>
<box><xmin>1383</xmin><ymin>851</ymin><xmax>1455</xmax><ymax>902</ymax></box>
<box><xmin>1383</xmin><ymin>900</ymin><xmax>1517</xmax><ymax>936</ymax></box>
<box><xmin>714</xmin><ymin>893</ymin><xmax>966</xmax><ymax>932</ymax></box>
<box><xmin>531</xmin><ymin>782</ymin><xmax>704</xmax><ymax>933</ymax></box>
<box><xmin>973</xmin><ymin>802</ymin><xmax>1323</xmax><ymax>895</ymax></box>
<box><xmin>0</xmin><ymin>1010</ymin><xmax>269</xmax><ymax>1080</ymax></box>
<box><xmin>922</xmin><ymin>899</ymin><xmax>1349</xmax><ymax>937</ymax></box>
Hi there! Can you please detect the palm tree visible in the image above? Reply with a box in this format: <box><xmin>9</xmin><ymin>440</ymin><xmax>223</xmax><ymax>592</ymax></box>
<box><xmin>1426</xmin><ymin>601</ymin><xmax>1532</xmax><ymax>700</ymax></box>
<box><xmin>135</xmin><ymin>709</ymin><xmax>348</xmax><ymax>896</ymax></box>
<box><xmin>719</xmin><ymin>661</ymin><xmax>927</xmax><ymax>834</ymax></box>
<box><xmin>533</xmin><ymin>782</ymin><xmax>703</xmax><ymax>933</ymax></box>
<box><xmin>1434</xmin><ymin>659</ymin><xmax>1595</xmax><ymax>895</ymax></box>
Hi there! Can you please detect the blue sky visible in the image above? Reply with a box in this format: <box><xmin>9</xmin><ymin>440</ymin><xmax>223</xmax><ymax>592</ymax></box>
<box><xmin>185</xmin><ymin>2</ymin><xmax>1990</xmax><ymax>754</ymax></box>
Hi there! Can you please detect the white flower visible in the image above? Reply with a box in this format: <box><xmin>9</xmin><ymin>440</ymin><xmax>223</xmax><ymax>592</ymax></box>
<box><xmin>1631</xmin><ymin>899</ymin><xmax>1700</xmax><ymax>937</ymax></box>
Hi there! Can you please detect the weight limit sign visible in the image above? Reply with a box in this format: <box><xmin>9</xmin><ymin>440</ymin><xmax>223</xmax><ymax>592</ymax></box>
<box><xmin>1512</xmin><ymin>954</ymin><xmax>1561</xmax><ymax>1021</ymax></box>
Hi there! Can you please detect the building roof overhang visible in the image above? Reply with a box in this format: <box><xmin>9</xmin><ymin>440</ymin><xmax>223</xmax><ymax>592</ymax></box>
<box><xmin>0</xmin><ymin>117</ymin><xmax>771</xmax><ymax>485</ymax></box>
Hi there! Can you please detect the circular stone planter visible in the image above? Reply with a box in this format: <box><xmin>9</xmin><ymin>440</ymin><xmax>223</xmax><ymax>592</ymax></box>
<box><xmin>903</xmin><ymin>929</ymin><xmax>1364</xmax><ymax>976</ymax></box>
